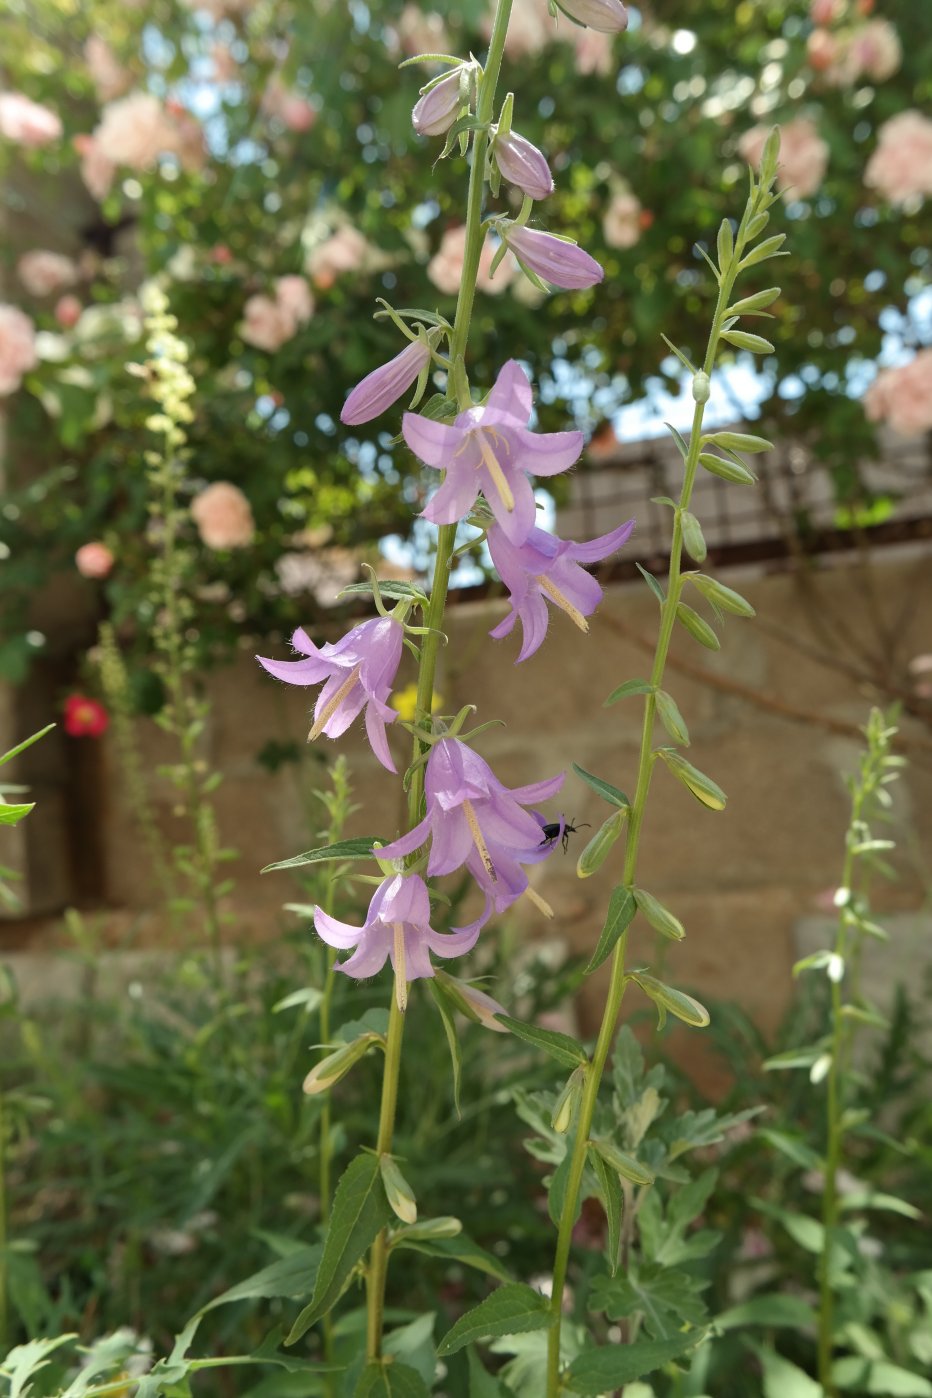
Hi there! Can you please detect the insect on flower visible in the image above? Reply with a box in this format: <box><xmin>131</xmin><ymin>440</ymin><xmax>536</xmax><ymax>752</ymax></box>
<box><xmin>539</xmin><ymin>815</ymin><xmax>590</xmax><ymax>853</ymax></box>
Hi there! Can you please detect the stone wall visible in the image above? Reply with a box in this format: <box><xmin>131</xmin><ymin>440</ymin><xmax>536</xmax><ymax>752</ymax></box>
<box><xmin>4</xmin><ymin>549</ymin><xmax>930</xmax><ymax>1073</ymax></box>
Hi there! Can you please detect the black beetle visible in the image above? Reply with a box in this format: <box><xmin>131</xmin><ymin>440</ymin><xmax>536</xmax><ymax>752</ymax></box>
<box><xmin>539</xmin><ymin>815</ymin><xmax>590</xmax><ymax>854</ymax></box>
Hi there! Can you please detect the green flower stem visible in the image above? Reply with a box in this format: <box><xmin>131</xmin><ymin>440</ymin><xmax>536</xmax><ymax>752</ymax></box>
<box><xmin>545</xmin><ymin>204</ymin><xmax>757</xmax><ymax>1397</ymax></box>
<box><xmin>0</xmin><ymin>1082</ymin><xmax>7</xmax><ymax>1354</ymax></box>
<box><xmin>361</xmin><ymin>0</ymin><xmax>515</xmax><ymax>1363</ymax></box>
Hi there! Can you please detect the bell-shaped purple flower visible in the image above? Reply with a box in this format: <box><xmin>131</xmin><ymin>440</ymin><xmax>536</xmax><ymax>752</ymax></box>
<box><xmin>488</xmin><ymin>517</ymin><xmax>635</xmax><ymax>662</ymax></box>
<box><xmin>379</xmin><ymin>738</ymin><xmax>564</xmax><ymax>912</ymax></box>
<box><xmin>412</xmin><ymin>70</ymin><xmax>464</xmax><ymax>138</ymax></box>
<box><xmin>503</xmin><ymin>224</ymin><xmax>604</xmax><ymax>291</ymax></box>
<box><xmin>257</xmin><ymin>616</ymin><xmax>403</xmax><ymax>772</ymax></box>
<box><xmin>341</xmin><ymin>339</ymin><xmax>431</xmax><ymax>426</ymax></box>
<box><xmin>554</xmin><ymin>0</ymin><xmax>628</xmax><ymax>32</ymax></box>
<box><xmin>493</xmin><ymin>129</ymin><xmax>554</xmax><ymax>202</ymax></box>
<box><xmin>402</xmin><ymin>360</ymin><xmax>583</xmax><ymax>544</ymax></box>
<box><xmin>314</xmin><ymin>872</ymin><xmax>484</xmax><ymax>1010</ymax></box>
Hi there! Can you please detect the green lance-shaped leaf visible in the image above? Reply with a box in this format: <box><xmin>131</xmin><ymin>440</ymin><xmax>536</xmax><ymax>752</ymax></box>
<box><xmin>355</xmin><ymin>1361</ymin><xmax>432</xmax><ymax>1397</ymax></box>
<box><xmin>698</xmin><ymin>452</ymin><xmax>757</xmax><ymax>485</ymax></box>
<box><xmin>427</xmin><ymin>978</ymin><xmax>463</xmax><ymax>1117</ymax></box>
<box><xmin>633</xmin><ymin>887</ymin><xmax>686</xmax><ymax>942</ymax></box>
<box><xmin>688</xmin><ymin>574</ymin><xmax>756</xmax><ymax>618</ymax></box>
<box><xmin>703</xmin><ymin>430</ymin><xmax>773</xmax><ymax>454</ymax></box>
<box><xmin>675</xmin><ymin>603</ymin><xmax>720</xmax><ymax>651</ymax></box>
<box><xmin>198</xmin><ymin>1245</ymin><xmax>322</xmax><ymax>1313</ymax></box>
<box><xmin>587</xmin><ymin>1145</ymin><xmax>623</xmax><ymax>1275</ymax></box>
<box><xmin>551</xmin><ymin>1064</ymin><xmax>587</xmax><ymax>1133</ymax></box>
<box><xmin>654</xmin><ymin>690</ymin><xmax>690</xmax><ymax>747</ymax></box>
<box><xmin>721</xmin><ymin>329</ymin><xmax>775</xmax><ymax>355</ymax></box>
<box><xmin>286</xmin><ymin>1152</ymin><xmax>393</xmax><ymax>1342</ymax></box>
<box><xmin>628</xmin><ymin>972</ymin><xmax>711</xmax><ymax>1030</ymax></box>
<box><xmin>0</xmin><ymin>802</ymin><xmax>35</xmax><ymax>826</ymax></box>
<box><xmin>380</xmin><ymin>1155</ymin><xmax>417</xmax><ymax>1225</ymax></box>
<box><xmin>577</xmin><ymin>808</ymin><xmax>628</xmax><ymax>879</ymax></box>
<box><xmin>571</xmin><ymin>762</ymin><xmax>630</xmax><ymax>810</ymax></box>
<box><xmin>604</xmin><ymin>677</ymin><xmax>654</xmax><ymax>706</ymax></box>
<box><xmin>493</xmin><ymin>1013</ymin><xmax>588</xmax><ymax>1069</ymax></box>
<box><xmin>303</xmin><ymin>1032</ymin><xmax>383</xmax><ymax>1095</ymax></box>
<box><xmin>436</xmin><ymin>1283</ymin><xmax>552</xmax><ymax>1356</ymax></box>
<box><xmin>657</xmin><ymin>749</ymin><xmax>727</xmax><ymax>810</ymax></box>
<box><xmin>565</xmin><ymin>1331</ymin><xmax>705</xmax><ymax>1394</ymax></box>
<box><xmin>585</xmin><ymin>886</ymin><xmax>636</xmax><ymax>974</ymax></box>
<box><xmin>724</xmin><ymin>286</ymin><xmax>780</xmax><ymax>316</ymax></box>
<box><xmin>262</xmin><ymin>837</ymin><xmax>384</xmax><ymax>873</ymax></box>
<box><xmin>391</xmin><ymin>1227</ymin><xmax>513</xmax><ymax>1284</ymax></box>
<box><xmin>589</xmin><ymin>1135</ymin><xmax>654</xmax><ymax>1186</ymax></box>
<box><xmin>636</xmin><ymin>562</ymin><xmax>666</xmax><ymax>606</ymax></box>
<box><xmin>390</xmin><ymin>1215</ymin><xmax>462</xmax><ymax>1243</ymax></box>
<box><xmin>680</xmin><ymin>511</ymin><xmax>707</xmax><ymax>563</ymax></box>
<box><xmin>759</xmin><ymin>124</ymin><xmax>781</xmax><ymax>183</ymax></box>
<box><xmin>738</xmin><ymin>232</ymin><xmax>788</xmax><ymax>270</ymax></box>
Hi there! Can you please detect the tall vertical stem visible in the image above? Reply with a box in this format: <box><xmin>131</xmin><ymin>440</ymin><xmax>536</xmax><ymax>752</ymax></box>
<box><xmin>362</xmin><ymin>0</ymin><xmax>515</xmax><ymax>1362</ymax></box>
<box><xmin>545</xmin><ymin>210</ymin><xmax>753</xmax><ymax>1395</ymax></box>
<box><xmin>0</xmin><ymin>1081</ymin><xmax>7</xmax><ymax>1353</ymax></box>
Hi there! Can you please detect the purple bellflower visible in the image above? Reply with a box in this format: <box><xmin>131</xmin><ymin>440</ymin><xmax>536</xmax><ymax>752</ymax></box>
<box><xmin>314</xmin><ymin>872</ymin><xmax>484</xmax><ymax>1011</ymax></box>
<box><xmin>412</xmin><ymin>70</ymin><xmax>464</xmax><ymax>138</ymax></box>
<box><xmin>488</xmin><ymin>517</ymin><xmax>636</xmax><ymax>662</ymax></box>
<box><xmin>341</xmin><ymin>338</ymin><xmax>431</xmax><ymax>426</ymax></box>
<box><xmin>257</xmin><ymin>616</ymin><xmax>403</xmax><ymax>772</ymax></box>
<box><xmin>502</xmin><ymin>224</ymin><xmax>604</xmax><ymax>290</ymax></box>
<box><xmin>379</xmin><ymin>738</ymin><xmax>564</xmax><ymax>912</ymax></box>
<box><xmin>402</xmin><ymin>360</ymin><xmax>583</xmax><ymax>544</ymax></box>
<box><xmin>493</xmin><ymin>129</ymin><xmax>554</xmax><ymax>202</ymax></box>
<box><xmin>554</xmin><ymin>0</ymin><xmax>629</xmax><ymax>32</ymax></box>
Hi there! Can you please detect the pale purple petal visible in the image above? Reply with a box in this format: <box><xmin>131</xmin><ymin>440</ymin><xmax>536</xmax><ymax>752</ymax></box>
<box><xmin>507</xmin><ymin>772</ymin><xmax>565</xmax><ymax>804</ymax></box>
<box><xmin>402</xmin><ymin>411</ymin><xmax>464</xmax><ymax>467</ymax></box>
<box><xmin>365</xmin><ymin>701</ymin><xmax>396</xmax><ymax>773</ymax></box>
<box><xmin>494</xmin><ymin>130</ymin><xmax>554</xmax><ymax>202</ymax></box>
<box><xmin>256</xmin><ymin>651</ymin><xmax>332</xmax><ymax>686</ymax></box>
<box><xmin>554</xmin><ymin>0</ymin><xmax>628</xmax><ymax>34</ymax></box>
<box><xmin>314</xmin><ymin>907</ymin><xmax>364</xmax><ymax>951</ymax></box>
<box><xmin>341</xmin><ymin>340</ymin><xmax>430</xmax><ymax>426</ymax></box>
<box><xmin>506</xmin><ymin>225</ymin><xmax>604</xmax><ymax>291</ymax></box>
<box><xmin>411</xmin><ymin>70</ymin><xmax>462</xmax><ymax>137</ymax></box>
<box><xmin>568</xmin><ymin>517</ymin><xmax>635</xmax><ymax>563</ymax></box>
<box><xmin>484</xmin><ymin>470</ymin><xmax>538</xmax><ymax>544</ymax></box>
<box><xmin>380</xmin><ymin>872</ymin><xmax>431</xmax><ymax>927</ymax></box>
<box><xmin>421</xmin><ymin>467</ymin><xmax>481</xmax><ymax>527</ymax></box>
<box><xmin>314</xmin><ymin>674</ymin><xmax>367</xmax><ymax>738</ymax></box>
<box><xmin>394</xmin><ymin>927</ymin><xmax>434</xmax><ymax>980</ymax></box>
<box><xmin>338</xmin><ymin>935</ymin><xmax>392</xmax><ymax>979</ymax></box>
<box><xmin>515</xmin><ymin>590</ymin><xmax>551</xmax><ymax>662</ymax></box>
<box><xmin>426</xmin><ymin>807</ymin><xmax>473</xmax><ymax>876</ymax></box>
<box><xmin>426</xmin><ymin>917</ymin><xmax>484</xmax><ymax>958</ymax></box>
<box><xmin>378</xmin><ymin>811</ymin><xmax>433</xmax><ymax>861</ymax></box>
<box><xmin>482</xmin><ymin>360</ymin><xmax>534</xmax><ymax>425</ymax></box>
<box><xmin>513</xmin><ymin>426</ymin><xmax>584</xmax><ymax>476</ymax></box>
<box><xmin>489</xmin><ymin>609</ymin><xmax>518</xmax><ymax>641</ymax></box>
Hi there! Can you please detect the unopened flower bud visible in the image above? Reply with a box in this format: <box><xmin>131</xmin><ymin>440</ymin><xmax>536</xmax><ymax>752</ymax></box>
<box><xmin>692</xmin><ymin>371</ymin><xmax>710</xmax><ymax>403</ymax></box>
<box><xmin>553</xmin><ymin>0</ymin><xmax>628</xmax><ymax>33</ymax></box>
<box><xmin>504</xmin><ymin>224</ymin><xmax>604</xmax><ymax>290</ymax></box>
<box><xmin>341</xmin><ymin>337</ymin><xmax>432</xmax><ymax>425</ymax></box>
<box><xmin>380</xmin><ymin>1154</ymin><xmax>418</xmax><ymax>1224</ymax></box>
<box><xmin>551</xmin><ymin>1065</ymin><xmax>586</xmax><ymax>1133</ymax></box>
<box><xmin>302</xmin><ymin>1033</ymin><xmax>380</xmax><ymax>1095</ymax></box>
<box><xmin>412</xmin><ymin>70</ymin><xmax>463</xmax><ymax>137</ymax></box>
<box><xmin>576</xmin><ymin>808</ymin><xmax>627</xmax><ymax>879</ymax></box>
<box><xmin>493</xmin><ymin>129</ymin><xmax>554</xmax><ymax>201</ymax></box>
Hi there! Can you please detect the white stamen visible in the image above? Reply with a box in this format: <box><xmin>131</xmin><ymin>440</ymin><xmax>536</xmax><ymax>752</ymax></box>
<box><xmin>308</xmin><ymin>663</ymin><xmax>362</xmax><ymax>742</ymax></box>
<box><xmin>393</xmin><ymin>922</ymin><xmax>408</xmax><ymax>1012</ymax></box>
<box><xmin>463</xmin><ymin>799</ymin><xmax>497</xmax><ymax>883</ymax></box>
<box><xmin>538</xmin><ymin>576</ymin><xmax>589</xmax><ymax>633</ymax></box>
<box><xmin>524</xmin><ymin>885</ymin><xmax>554</xmax><ymax>919</ymax></box>
<box><xmin>475</xmin><ymin>431</ymin><xmax>515</xmax><ymax>512</ymax></box>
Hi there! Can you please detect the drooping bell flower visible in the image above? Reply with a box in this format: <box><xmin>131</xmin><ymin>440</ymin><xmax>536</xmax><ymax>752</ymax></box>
<box><xmin>493</xmin><ymin>129</ymin><xmax>554</xmax><ymax>202</ymax></box>
<box><xmin>411</xmin><ymin>69</ymin><xmax>464</xmax><ymax>138</ymax></box>
<box><xmin>553</xmin><ymin>0</ymin><xmax>628</xmax><ymax>32</ymax></box>
<box><xmin>341</xmin><ymin>338</ymin><xmax>431</xmax><ymax>426</ymax></box>
<box><xmin>257</xmin><ymin>617</ymin><xmax>403</xmax><ymax>772</ymax></box>
<box><xmin>314</xmin><ymin>872</ymin><xmax>485</xmax><ymax>1010</ymax></box>
<box><xmin>402</xmin><ymin>360</ymin><xmax>583</xmax><ymax>543</ymax></box>
<box><xmin>502</xmin><ymin>224</ymin><xmax>604</xmax><ymax>290</ymax></box>
<box><xmin>379</xmin><ymin>738</ymin><xmax>564</xmax><ymax>912</ymax></box>
<box><xmin>488</xmin><ymin>517</ymin><xmax>635</xmax><ymax>661</ymax></box>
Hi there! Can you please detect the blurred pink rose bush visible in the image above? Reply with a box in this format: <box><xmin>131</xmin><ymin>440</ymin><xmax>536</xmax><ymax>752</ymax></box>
<box><xmin>0</xmin><ymin>304</ymin><xmax>38</xmax><ymax>395</ymax></box>
<box><xmin>864</xmin><ymin>110</ymin><xmax>932</xmax><ymax>204</ymax></box>
<box><xmin>190</xmin><ymin>483</ymin><xmax>256</xmax><ymax>550</ymax></box>
<box><xmin>863</xmin><ymin>350</ymin><xmax>932</xmax><ymax>437</ymax></box>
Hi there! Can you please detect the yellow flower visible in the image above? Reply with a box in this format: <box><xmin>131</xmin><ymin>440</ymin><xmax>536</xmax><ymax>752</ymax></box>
<box><xmin>391</xmin><ymin>682</ymin><xmax>443</xmax><ymax>723</ymax></box>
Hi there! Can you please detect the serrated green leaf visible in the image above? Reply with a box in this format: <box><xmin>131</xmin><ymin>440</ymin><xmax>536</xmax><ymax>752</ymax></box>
<box><xmin>715</xmin><ymin>1294</ymin><xmax>817</xmax><ymax>1333</ymax></box>
<box><xmin>391</xmin><ymin>1230</ymin><xmax>512</xmax><ymax>1284</ymax></box>
<box><xmin>571</xmin><ymin>763</ymin><xmax>629</xmax><ymax>810</ymax></box>
<box><xmin>354</xmin><ymin>1360</ymin><xmax>431</xmax><ymax>1397</ymax></box>
<box><xmin>590</xmin><ymin>1262</ymin><xmax>709</xmax><ymax>1339</ymax></box>
<box><xmin>437</xmin><ymin>1284</ymin><xmax>552</xmax><ymax>1357</ymax></box>
<box><xmin>585</xmin><ymin>886</ymin><xmax>636</xmax><ymax>974</ymax></box>
<box><xmin>565</xmin><ymin>1332</ymin><xmax>706</xmax><ymax>1394</ymax></box>
<box><xmin>832</xmin><ymin>1357</ymin><xmax>932</xmax><ymax>1395</ymax></box>
<box><xmin>286</xmin><ymin>1153</ymin><xmax>392</xmax><ymax>1341</ymax></box>
<box><xmin>200</xmin><ymin>1246</ymin><xmax>321</xmax><ymax>1314</ymax></box>
<box><xmin>262</xmin><ymin>837</ymin><xmax>383</xmax><ymax>873</ymax></box>
<box><xmin>587</xmin><ymin>1148</ymin><xmax>623</xmax><ymax>1275</ymax></box>
<box><xmin>494</xmin><ymin>1014</ymin><xmax>587</xmax><ymax>1069</ymax></box>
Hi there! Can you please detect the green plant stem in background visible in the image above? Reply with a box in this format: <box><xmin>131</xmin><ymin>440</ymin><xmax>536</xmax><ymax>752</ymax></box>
<box><xmin>0</xmin><ymin>1082</ymin><xmax>7</xmax><ymax>1355</ymax></box>
<box><xmin>362</xmin><ymin>0</ymin><xmax>515</xmax><ymax>1362</ymax></box>
<box><xmin>544</xmin><ymin>184</ymin><xmax>770</xmax><ymax>1396</ymax></box>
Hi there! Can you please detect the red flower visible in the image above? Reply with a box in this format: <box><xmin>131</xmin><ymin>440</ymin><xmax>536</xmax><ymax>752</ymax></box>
<box><xmin>63</xmin><ymin>694</ymin><xmax>109</xmax><ymax>737</ymax></box>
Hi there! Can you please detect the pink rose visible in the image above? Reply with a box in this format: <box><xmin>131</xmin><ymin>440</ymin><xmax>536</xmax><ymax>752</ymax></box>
<box><xmin>74</xmin><ymin>134</ymin><xmax>117</xmax><ymax>202</ymax></box>
<box><xmin>262</xmin><ymin>78</ymin><xmax>316</xmax><ymax>133</ymax></box>
<box><xmin>84</xmin><ymin>37</ymin><xmax>131</xmax><ymax>102</ymax></box>
<box><xmin>0</xmin><ymin>304</ymin><xmax>38</xmax><ymax>396</ymax></box>
<box><xmin>306</xmin><ymin>226</ymin><xmax>370</xmax><ymax>288</ymax></box>
<box><xmin>427</xmin><ymin>224</ymin><xmax>515</xmax><ymax>296</ymax></box>
<box><xmin>275</xmin><ymin>275</ymin><xmax>314</xmax><ymax>326</ymax></box>
<box><xmin>847</xmin><ymin>19</ymin><xmax>901</xmax><ymax>81</ymax></box>
<box><xmin>394</xmin><ymin>6</ymin><xmax>450</xmax><ymax>57</ymax></box>
<box><xmin>241</xmin><ymin>276</ymin><xmax>314</xmax><ymax>351</ymax></box>
<box><xmin>55</xmin><ymin>295</ymin><xmax>82</xmax><ymax>328</ymax></box>
<box><xmin>0</xmin><ymin>92</ymin><xmax>62</xmax><ymax>147</ymax></box>
<box><xmin>810</xmin><ymin>0</ymin><xmax>842</xmax><ymax>22</ymax></box>
<box><xmin>864</xmin><ymin>110</ymin><xmax>932</xmax><ymax>205</ymax></box>
<box><xmin>572</xmin><ymin>29</ymin><xmax>614</xmax><ymax>76</ymax></box>
<box><xmin>602</xmin><ymin>191</ymin><xmax>643</xmax><ymax>249</ymax></box>
<box><xmin>75</xmin><ymin>542</ymin><xmax>114</xmax><ymax>579</ymax></box>
<box><xmin>739</xmin><ymin>117</ymin><xmax>828</xmax><ymax>200</ymax></box>
<box><xmin>807</xmin><ymin>28</ymin><xmax>842</xmax><ymax>72</ymax></box>
<box><xmin>863</xmin><ymin>349</ymin><xmax>932</xmax><ymax>438</ymax></box>
<box><xmin>190</xmin><ymin>482</ymin><xmax>255</xmax><ymax>550</ymax></box>
<box><xmin>94</xmin><ymin>92</ymin><xmax>179</xmax><ymax>169</ymax></box>
<box><xmin>17</xmin><ymin>250</ymin><xmax>79</xmax><ymax>298</ymax></box>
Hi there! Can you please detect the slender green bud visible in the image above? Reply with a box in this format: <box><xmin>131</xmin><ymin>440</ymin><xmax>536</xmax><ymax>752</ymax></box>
<box><xmin>681</xmin><ymin>511</ymin><xmax>707</xmax><ymax>563</ymax></box>
<box><xmin>633</xmin><ymin>886</ymin><xmax>685</xmax><ymax>941</ymax></box>
<box><xmin>739</xmin><ymin>233</ymin><xmax>786</xmax><ymax>269</ymax></box>
<box><xmin>390</xmin><ymin>1216</ymin><xmax>462</xmax><ymax>1243</ymax></box>
<box><xmin>691</xmin><ymin>371</ymin><xmax>711</xmax><ymax>403</ymax></box>
<box><xmin>725</xmin><ymin>287</ymin><xmax>780</xmax><ymax>316</ymax></box>
<box><xmin>688</xmin><ymin>574</ymin><xmax>756</xmax><ymax>617</ymax></box>
<box><xmin>627</xmin><ymin>971</ymin><xmax>711</xmax><ymax>1029</ymax></box>
<box><xmin>576</xmin><ymin>807</ymin><xmax>628</xmax><ymax>878</ymax></box>
<box><xmin>302</xmin><ymin>1032</ymin><xmax>382</xmax><ymax>1095</ymax></box>
<box><xmin>658</xmin><ymin>748</ymin><xmax>727</xmax><ymax>810</ymax></box>
<box><xmin>380</xmin><ymin>1154</ymin><xmax>418</xmax><ymax>1224</ymax></box>
<box><xmin>704</xmin><ymin>430</ymin><xmax>774</xmax><ymax>454</ymax></box>
<box><xmin>760</xmin><ymin>125</ymin><xmax>781</xmax><ymax>185</ymax></box>
<box><xmin>675</xmin><ymin>603</ymin><xmax>720</xmax><ymax>651</ymax></box>
<box><xmin>654</xmin><ymin>690</ymin><xmax>690</xmax><ymax>746</ymax></box>
<box><xmin>551</xmin><ymin>1065</ymin><xmax>587</xmax><ymax>1133</ymax></box>
<box><xmin>589</xmin><ymin>1135</ymin><xmax>654</xmax><ymax>1186</ymax></box>
<box><xmin>722</xmin><ymin>330</ymin><xmax>775</xmax><ymax>355</ymax></box>
<box><xmin>698</xmin><ymin>452</ymin><xmax>757</xmax><ymax>486</ymax></box>
<box><xmin>746</xmin><ymin>211</ymin><xmax>769</xmax><ymax>238</ymax></box>
<box><xmin>716</xmin><ymin>218</ymin><xmax>734</xmax><ymax>273</ymax></box>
